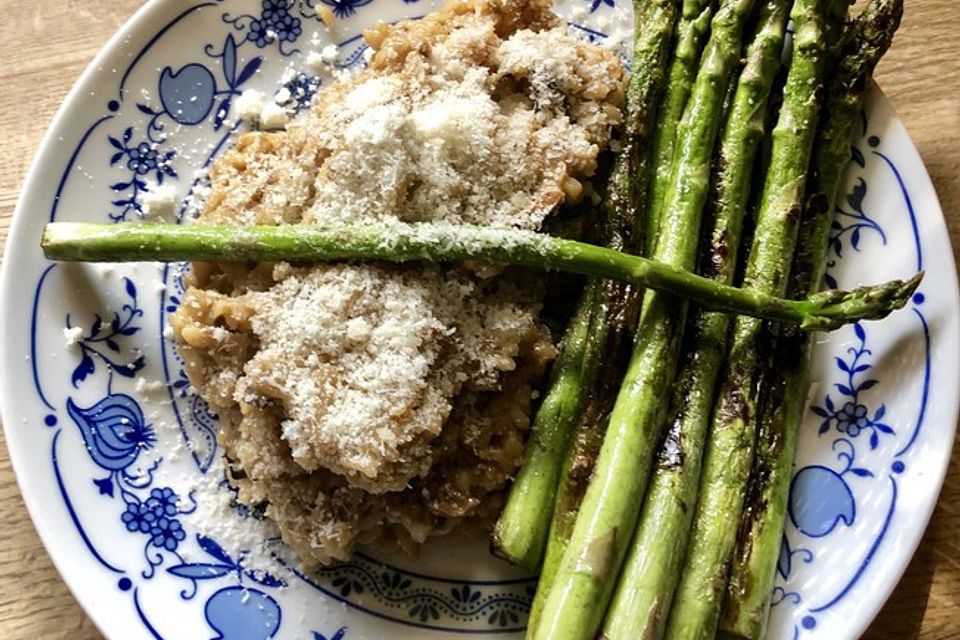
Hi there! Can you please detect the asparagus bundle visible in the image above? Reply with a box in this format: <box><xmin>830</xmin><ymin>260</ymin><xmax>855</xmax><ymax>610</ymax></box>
<box><xmin>663</xmin><ymin>1</ymin><xmax>851</xmax><ymax>637</ymax></box>
<box><xmin>601</xmin><ymin>2</ymin><xmax>791</xmax><ymax>638</ymax></box>
<box><xmin>492</xmin><ymin>0</ymin><xmax>675</xmax><ymax>572</ymax></box>
<box><xmin>645</xmin><ymin>0</ymin><xmax>715</xmax><ymax>255</ymax></box>
<box><xmin>529</xmin><ymin>0</ymin><xmax>768</xmax><ymax>635</ymax></box>
<box><xmin>720</xmin><ymin>1</ymin><xmax>904</xmax><ymax>637</ymax></box>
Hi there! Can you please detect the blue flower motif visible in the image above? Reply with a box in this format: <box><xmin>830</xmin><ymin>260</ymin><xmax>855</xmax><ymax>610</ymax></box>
<box><xmin>488</xmin><ymin>608</ymin><xmax>519</xmax><ymax>627</ymax></box>
<box><xmin>247</xmin><ymin>18</ymin><xmax>274</xmax><ymax>47</ymax></box>
<box><xmin>67</xmin><ymin>394</ymin><xmax>155</xmax><ymax>472</ymax></box>
<box><xmin>408</xmin><ymin>602</ymin><xmax>439</xmax><ymax>622</ymax></box>
<box><xmin>271</xmin><ymin>12</ymin><xmax>302</xmax><ymax>43</ymax></box>
<box><xmin>107</xmin><ymin>129</ymin><xmax>177</xmax><ymax>221</ymax></box>
<box><xmin>121</xmin><ymin>501</ymin><xmax>157</xmax><ymax>534</ymax></box>
<box><xmin>150</xmin><ymin>516</ymin><xmax>186</xmax><ymax>551</ymax></box>
<box><xmin>247</xmin><ymin>0</ymin><xmax>302</xmax><ymax>47</ymax></box>
<box><xmin>811</xmin><ymin>323</ymin><xmax>894</xmax><ymax>449</ymax></box>
<box><xmin>146</xmin><ymin>487</ymin><xmax>180</xmax><ymax>518</ymax></box>
<box><xmin>281</xmin><ymin>73</ymin><xmax>321</xmax><ymax>112</ymax></box>
<box><xmin>451</xmin><ymin>584</ymin><xmax>481</xmax><ymax>604</ymax></box>
<box><xmin>127</xmin><ymin>142</ymin><xmax>159</xmax><ymax>175</ymax></box>
<box><xmin>381</xmin><ymin>571</ymin><xmax>411</xmax><ymax>591</ymax></box>
<box><xmin>109</xmin><ymin>130</ymin><xmax>176</xmax><ymax>184</ymax></box>
<box><xmin>332</xmin><ymin>576</ymin><xmax>364</xmax><ymax>597</ymax></box>
<box><xmin>836</xmin><ymin>402</ymin><xmax>869</xmax><ymax>437</ymax></box>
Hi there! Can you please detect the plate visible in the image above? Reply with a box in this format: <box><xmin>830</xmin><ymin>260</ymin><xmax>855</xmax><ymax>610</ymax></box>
<box><xmin>2</xmin><ymin>1</ymin><xmax>958</xmax><ymax>639</ymax></box>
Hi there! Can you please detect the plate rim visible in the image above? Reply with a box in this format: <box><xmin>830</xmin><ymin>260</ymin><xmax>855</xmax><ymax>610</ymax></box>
<box><xmin>1</xmin><ymin>2</ymin><xmax>958</xmax><ymax>639</ymax></box>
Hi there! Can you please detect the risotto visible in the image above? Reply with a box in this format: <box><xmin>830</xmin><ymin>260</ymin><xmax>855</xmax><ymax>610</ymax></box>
<box><xmin>170</xmin><ymin>0</ymin><xmax>624</xmax><ymax>567</ymax></box>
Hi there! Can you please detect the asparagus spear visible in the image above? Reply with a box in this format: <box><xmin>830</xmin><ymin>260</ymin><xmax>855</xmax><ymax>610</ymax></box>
<box><xmin>528</xmin><ymin>0</ymin><xmax>766</xmax><ymax>635</ymax></box>
<box><xmin>528</xmin><ymin>0</ymin><xmax>720</xmax><ymax>611</ymax></box>
<box><xmin>525</xmin><ymin>295</ymin><xmax>635</xmax><ymax>631</ymax></box>
<box><xmin>616</xmin><ymin>0</ymin><xmax>682</xmax><ymax>237</ymax></box>
<box><xmin>645</xmin><ymin>0</ymin><xmax>716</xmax><ymax>255</ymax></box>
<box><xmin>493</xmin><ymin>0</ymin><xmax>673</xmax><ymax>571</ymax></box>
<box><xmin>663</xmin><ymin>1</ymin><xmax>851</xmax><ymax>637</ymax></box>
<box><xmin>601</xmin><ymin>3</ymin><xmax>791</xmax><ymax>638</ymax></box>
<box><xmin>720</xmin><ymin>2</ymin><xmax>904</xmax><ymax>637</ymax></box>
<box><xmin>492</xmin><ymin>292</ymin><xmax>595</xmax><ymax>569</ymax></box>
<box><xmin>41</xmin><ymin>221</ymin><xmax>918</xmax><ymax>329</ymax></box>
<box><xmin>528</xmin><ymin>0</ymin><xmax>690</xmax><ymax>618</ymax></box>
<box><xmin>494</xmin><ymin>219</ymin><xmax>637</xmax><ymax>573</ymax></box>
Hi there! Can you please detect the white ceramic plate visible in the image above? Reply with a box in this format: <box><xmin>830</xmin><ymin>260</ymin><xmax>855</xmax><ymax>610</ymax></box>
<box><xmin>2</xmin><ymin>1</ymin><xmax>958</xmax><ymax>639</ymax></box>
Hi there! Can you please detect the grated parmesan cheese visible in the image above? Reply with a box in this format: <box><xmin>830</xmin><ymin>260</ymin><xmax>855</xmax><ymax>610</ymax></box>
<box><xmin>321</xmin><ymin>43</ymin><xmax>339</xmax><ymax>63</ymax></box>
<box><xmin>63</xmin><ymin>326</ymin><xmax>84</xmax><ymax>346</ymax></box>
<box><xmin>234</xmin><ymin>89</ymin><xmax>264</xmax><ymax>122</ymax></box>
<box><xmin>135</xmin><ymin>376</ymin><xmax>167</xmax><ymax>395</ymax></box>
<box><xmin>140</xmin><ymin>180</ymin><xmax>179</xmax><ymax>221</ymax></box>
<box><xmin>305</xmin><ymin>50</ymin><xmax>326</xmax><ymax>73</ymax></box>
<box><xmin>259</xmin><ymin>102</ymin><xmax>288</xmax><ymax>130</ymax></box>
<box><xmin>274</xmin><ymin>86</ymin><xmax>292</xmax><ymax>105</ymax></box>
<box><xmin>229</xmin><ymin>262</ymin><xmax>546</xmax><ymax>492</ymax></box>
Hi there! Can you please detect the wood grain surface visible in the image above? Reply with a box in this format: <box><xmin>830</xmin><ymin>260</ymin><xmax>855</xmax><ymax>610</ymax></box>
<box><xmin>0</xmin><ymin>1</ymin><xmax>957</xmax><ymax>638</ymax></box>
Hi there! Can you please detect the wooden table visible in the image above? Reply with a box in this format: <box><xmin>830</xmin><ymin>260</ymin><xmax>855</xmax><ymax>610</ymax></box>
<box><xmin>0</xmin><ymin>1</ymin><xmax>957</xmax><ymax>638</ymax></box>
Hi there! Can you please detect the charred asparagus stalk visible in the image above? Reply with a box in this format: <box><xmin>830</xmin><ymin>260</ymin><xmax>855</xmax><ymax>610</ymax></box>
<box><xmin>519</xmin><ymin>0</ymin><xmax>679</xmax><ymax>620</ymax></box>
<box><xmin>720</xmin><ymin>1</ymin><xmax>904</xmax><ymax>637</ymax></box>
<box><xmin>492</xmin><ymin>293</ymin><xmax>595</xmax><ymax>569</ymax></box>
<box><xmin>664</xmin><ymin>1</ymin><xmax>852</xmax><ymax>637</ymax></box>
<box><xmin>42</xmin><ymin>221</ymin><xmax>918</xmax><ymax>329</ymax></box>
<box><xmin>525</xmin><ymin>285</ymin><xmax>637</xmax><ymax>632</ymax></box>
<box><xmin>492</xmin><ymin>0</ymin><xmax>673</xmax><ymax>572</ymax></box>
<box><xmin>645</xmin><ymin>0</ymin><xmax>715</xmax><ymax>255</ymax></box>
<box><xmin>601</xmin><ymin>2</ymin><xmax>791</xmax><ymax>637</ymax></box>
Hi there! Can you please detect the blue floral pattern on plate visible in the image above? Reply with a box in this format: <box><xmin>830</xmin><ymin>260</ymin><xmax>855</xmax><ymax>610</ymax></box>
<box><xmin>811</xmin><ymin>323</ymin><xmax>894</xmax><ymax>448</ymax></box>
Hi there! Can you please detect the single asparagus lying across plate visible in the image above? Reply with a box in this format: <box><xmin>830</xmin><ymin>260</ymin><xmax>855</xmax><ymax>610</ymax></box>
<box><xmin>43</xmin><ymin>220</ymin><xmax>919</xmax><ymax>331</ymax></box>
